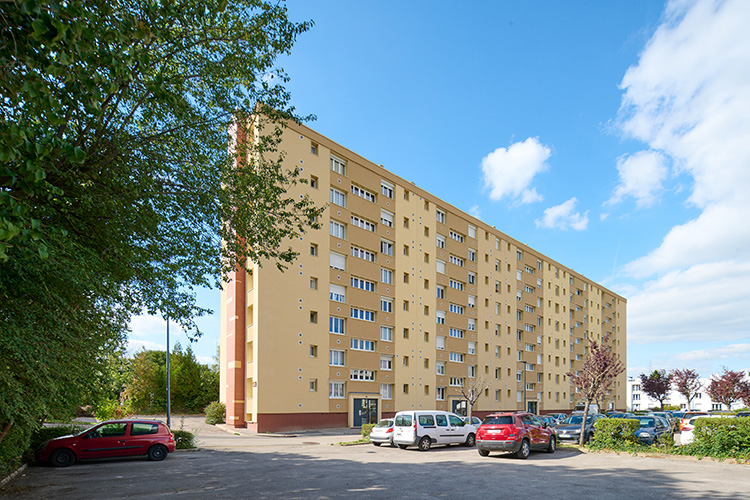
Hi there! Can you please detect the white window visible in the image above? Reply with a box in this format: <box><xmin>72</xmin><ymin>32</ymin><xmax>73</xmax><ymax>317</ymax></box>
<box><xmin>468</xmin><ymin>365</ymin><xmax>477</xmax><ymax>378</ymax></box>
<box><xmin>436</xmin><ymin>259</ymin><xmax>446</xmax><ymax>274</ymax></box>
<box><xmin>436</xmin><ymin>285</ymin><xmax>445</xmax><ymax>299</ymax></box>
<box><xmin>449</xmin><ymin>303</ymin><xmax>465</xmax><ymax>315</ymax></box>
<box><xmin>381</xmin><ymin>239</ymin><xmax>394</xmax><ymax>256</ymax></box>
<box><xmin>468</xmin><ymin>295</ymin><xmax>476</xmax><ymax>308</ymax></box>
<box><xmin>380</xmin><ymin>268</ymin><xmax>393</xmax><ymax>284</ymax></box>
<box><xmin>351</xmin><ymin>338</ymin><xmax>375</xmax><ymax>351</ymax></box>
<box><xmin>517</xmin><ymin>270</ymin><xmax>523</xmax><ymax>281</ymax></box>
<box><xmin>329</xmin><ymin>381</ymin><xmax>346</xmax><ymax>399</ymax></box>
<box><xmin>351</xmin><ymin>215</ymin><xmax>376</xmax><ymax>232</ymax></box>
<box><xmin>516</xmin><ymin>290</ymin><xmax>522</xmax><ymax>301</ymax></box>
<box><xmin>436</xmin><ymin>234</ymin><xmax>446</xmax><ymax>248</ymax></box>
<box><xmin>525</xmin><ymin>343</ymin><xmax>534</xmax><ymax>352</ymax></box>
<box><xmin>517</xmin><ymin>250</ymin><xmax>523</xmax><ymax>260</ymax></box>
<box><xmin>330</xmin><ymin>155</ymin><xmax>346</xmax><ymax>175</ymax></box>
<box><xmin>381</xmin><ymin>180</ymin><xmax>394</xmax><ymax>198</ymax></box>
<box><xmin>380</xmin><ymin>355</ymin><xmax>393</xmax><ymax>371</ymax></box>
<box><xmin>525</xmin><ymin>304</ymin><xmax>534</xmax><ymax>313</ymax></box>
<box><xmin>329</xmin><ymin>349</ymin><xmax>345</xmax><ymax>366</ymax></box>
<box><xmin>449</xmin><ymin>377</ymin><xmax>464</xmax><ymax>386</ymax></box>
<box><xmin>468</xmin><ymin>249</ymin><xmax>476</xmax><ymax>261</ymax></box>
<box><xmin>330</xmin><ymin>220</ymin><xmax>346</xmax><ymax>239</ymax></box>
<box><xmin>468</xmin><ymin>272</ymin><xmax>476</xmax><ymax>285</ymax></box>
<box><xmin>436</xmin><ymin>209</ymin><xmax>446</xmax><ymax>223</ymax></box>
<box><xmin>378</xmin><ymin>326</ymin><xmax>394</xmax><ymax>343</ymax></box>
<box><xmin>352</xmin><ymin>246</ymin><xmax>376</xmax><ymax>262</ymax></box>
<box><xmin>525</xmin><ymin>285</ymin><xmax>534</xmax><ymax>294</ymax></box>
<box><xmin>449</xmin><ymin>352</ymin><xmax>464</xmax><ymax>363</ymax></box>
<box><xmin>449</xmin><ymin>230</ymin><xmax>464</xmax><ymax>243</ymax></box>
<box><xmin>436</xmin><ymin>310</ymin><xmax>445</xmax><ymax>325</ymax></box>
<box><xmin>350</xmin><ymin>307</ymin><xmax>375</xmax><ymax>322</ymax></box>
<box><xmin>329</xmin><ymin>284</ymin><xmax>345</xmax><ymax>302</ymax></box>
<box><xmin>449</xmin><ymin>328</ymin><xmax>464</xmax><ymax>338</ymax></box>
<box><xmin>468</xmin><ymin>225</ymin><xmax>476</xmax><ymax>238</ymax></box>
<box><xmin>350</xmin><ymin>369</ymin><xmax>376</xmax><ymax>381</ymax></box>
<box><xmin>468</xmin><ymin>342</ymin><xmax>476</xmax><ymax>354</ymax></box>
<box><xmin>330</xmin><ymin>187</ymin><xmax>346</xmax><ymax>207</ymax></box>
<box><xmin>380</xmin><ymin>297</ymin><xmax>393</xmax><ymax>313</ymax></box>
<box><xmin>468</xmin><ymin>318</ymin><xmax>476</xmax><ymax>331</ymax></box>
<box><xmin>380</xmin><ymin>209</ymin><xmax>394</xmax><ymax>228</ymax></box>
<box><xmin>436</xmin><ymin>361</ymin><xmax>446</xmax><ymax>375</ymax></box>
<box><xmin>525</xmin><ymin>324</ymin><xmax>535</xmax><ymax>332</ymax></box>
<box><xmin>351</xmin><ymin>184</ymin><xmax>376</xmax><ymax>202</ymax></box>
<box><xmin>436</xmin><ymin>336</ymin><xmax>445</xmax><ymax>350</ymax></box>
<box><xmin>329</xmin><ymin>317</ymin><xmax>345</xmax><ymax>335</ymax></box>
<box><xmin>436</xmin><ymin>387</ymin><xmax>446</xmax><ymax>400</ymax></box>
<box><xmin>330</xmin><ymin>252</ymin><xmax>346</xmax><ymax>271</ymax></box>
<box><xmin>381</xmin><ymin>383</ymin><xmax>393</xmax><ymax>400</ymax></box>
<box><xmin>449</xmin><ymin>255</ymin><xmax>464</xmax><ymax>267</ymax></box>
<box><xmin>351</xmin><ymin>276</ymin><xmax>375</xmax><ymax>292</ymax></box>
<box><xmin>449</xmin><ymin>279</ymin><xmax>464</xmax><ymax>291</ymax></box>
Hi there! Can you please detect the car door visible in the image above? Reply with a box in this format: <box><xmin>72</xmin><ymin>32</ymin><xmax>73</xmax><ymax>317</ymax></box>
<box><xmin>78</xmin><ymin>422</ymin><xmax>130</xmax><ymax>459</ymax></box>
<box><xmin>418</xmin><ymin>413</ymin><xmax>438</xmax><ymax>443</ymax></box>
<box><xmin>447</xmin><ymin>414</ymin><xmax>468</xmax><ymax>443</ymax></box>
<box><xmin>125</xmin><ymin>422</ymin><xmax>162</xmax><ymax>456</ymax></box>
<box><xmin>434</xmin><ymin>413</ymin><xmax>450</xmax><ymax>443</ymax></box>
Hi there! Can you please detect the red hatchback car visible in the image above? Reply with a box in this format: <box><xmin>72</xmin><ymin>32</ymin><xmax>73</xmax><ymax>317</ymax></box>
<box><xmin>38</xmin><ymin>419</ymin><xmax>176</xmax><ymax>467</ymax></box>
<box><xmin>476</xmin><ymin>412</ymin><xmax>557</xmax><ymax>459</ymax></box>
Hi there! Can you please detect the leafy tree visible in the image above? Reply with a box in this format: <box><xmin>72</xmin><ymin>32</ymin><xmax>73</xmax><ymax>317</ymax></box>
<box><xmin>706</xmin><ymin>368</ymin><xmax>749</xmax><ymax>410</ymax></box>
<box><xmin>0</xmin><ymin>0</ymin><xmax>322</xmax><ymax>453</ymax></box>
<box><xmin>640</xmin><ymin>370</ymin><xmax>672</xmax><ymax>410</ymax></box>
<box><xmin>568</xmin><ymin>334</ymin><xmax>625</xmax><ymax>445</ymax></box>
<box><xmin>456</xmin><ymin>376</ymin><xmax>489</xmax><ymax>421</ymax></box>
<box><xmin>670</xmin><ymin>368</ymin><xmax>702</xmax><ymax>410</ymax></box>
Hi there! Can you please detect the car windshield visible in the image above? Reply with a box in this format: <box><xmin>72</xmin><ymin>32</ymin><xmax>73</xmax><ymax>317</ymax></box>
<box><xmin>374</xmin><ymin>419</ymin><xmax>392</xmax><ymax>427</ymax></box>
<box><xmin>561</xmin><ymin>415</ymin><xmax>591</xmax><ymax>425</ymax></box>
<box><xmin>482</xmin><ymin>416</ymin><xmax>514</xmax><ymax>425</ymax></box>
<box><xmin>636</xmin><ymin>417</ymin><xmax>655</xmax><ymax>427</ymax></box>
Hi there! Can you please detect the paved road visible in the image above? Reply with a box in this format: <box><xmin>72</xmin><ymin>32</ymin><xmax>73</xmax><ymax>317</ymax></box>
<box><xmin>2</xmin><ymin>417</ymin><xmax>749</xmax><ymax>499</ymax></box>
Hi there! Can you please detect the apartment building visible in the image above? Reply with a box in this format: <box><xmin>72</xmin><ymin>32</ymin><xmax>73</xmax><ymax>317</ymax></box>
<box><xmin>220</xmin><ymin>117</ymin><xmax>627</xmax><ymax>432</ymax></box>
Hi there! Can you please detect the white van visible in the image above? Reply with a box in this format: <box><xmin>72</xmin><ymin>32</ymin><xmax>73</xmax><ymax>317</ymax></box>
<box><xmin>392</xmin><ymin>410</ymin><xmax>476</xmax><ymax>451</ymax></box>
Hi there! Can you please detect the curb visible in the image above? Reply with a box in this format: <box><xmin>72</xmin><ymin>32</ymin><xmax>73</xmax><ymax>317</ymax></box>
<box><xmin>1</xmin><ymin>463</ymin><xmax>27</xmax><ymax>488</ymax></box>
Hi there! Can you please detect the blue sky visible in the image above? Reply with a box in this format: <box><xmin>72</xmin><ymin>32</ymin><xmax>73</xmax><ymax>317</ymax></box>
<box><xmin>128</xmin><ymin>0</ymin><xmax>750</xmax><ymax>379</ymax></box>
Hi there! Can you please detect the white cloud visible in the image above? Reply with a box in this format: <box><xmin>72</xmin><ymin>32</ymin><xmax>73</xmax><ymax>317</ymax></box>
<box><xmin>673</xmin><ymin>344</ymin><xmax>750</xmax><ymax>364</ymax></box>
<box><xmin>481</xmin><ymin>137</ymin><xmax>550</xmax><ymax>204</ymax></box>
<box><xmin>468</xmin><ymin>204</ymin><xmax>481</xmax><ymax>219</ymax></box>
<box><xmin>535</xmin><ymin>198</ymin><xmax>589</xmax><ymax>231</ymax></box>
<box><xmin>126</xmin><ymin>338</ymin><xmax>165</xmax><ymax>355</ymax></box>
<box><xmin>606</xmin><ymin>150</ymin><xmax>668</xmax><ymax>208</ymax></box>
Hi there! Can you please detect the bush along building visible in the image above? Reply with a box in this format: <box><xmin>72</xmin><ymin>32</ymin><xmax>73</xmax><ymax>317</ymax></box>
<box><xmin>220</xmin><ymin>117</ymin><xmax>627</xmax><ymax>432</ymax></box>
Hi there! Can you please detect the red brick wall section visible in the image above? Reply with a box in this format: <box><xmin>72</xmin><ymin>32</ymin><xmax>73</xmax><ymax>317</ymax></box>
<box><xmin>252</xmin><ymin>413</ymin><xmax>348</xmax><ymax>433</ymax></box>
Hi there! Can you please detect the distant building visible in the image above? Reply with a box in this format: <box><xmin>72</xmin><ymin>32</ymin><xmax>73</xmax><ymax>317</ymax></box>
<box><xmin>220</xmin><ymin>116</ymin><xmax>628</xmax><ymax>432</ymax></box>
<box><xmin>626</xmin><ymin>373</ymin><xmax>749</xmax><ymax>412</ymax></box>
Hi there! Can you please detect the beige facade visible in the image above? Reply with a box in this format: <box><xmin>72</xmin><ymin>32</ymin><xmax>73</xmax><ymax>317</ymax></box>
<box><xmin>220</xmin><ymin>118</ymin><xmax>627</xmax><ymax>432</ymax></box>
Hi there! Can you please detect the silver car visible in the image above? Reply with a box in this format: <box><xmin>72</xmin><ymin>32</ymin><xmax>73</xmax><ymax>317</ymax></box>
<box><xmin>370</xmin><ymin>418</ymin><xmax>395</xmax><ymax>447</ymax></box>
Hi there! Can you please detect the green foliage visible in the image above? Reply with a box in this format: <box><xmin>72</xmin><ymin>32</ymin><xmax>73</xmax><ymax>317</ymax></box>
<box><xmin>172</xmin><ymin>429</ymin><xmax>196</xmax><ymax>450</ymax></box>
<box><xmin>23</xmin><ymin>424</ymin><xmax>90</xmax><ymax>463</ymax></box>
<box><xmin>0</xmin><ymin>423</ymin><xmax>31</xmax><ymax>478</ymax></box>
<box><xmin>94</xmin><ymin>398</ymin><xmax>128</xmax><ymax>421</ymax></box>
<box><xmin>589</xmin><ymin>418</ymin><xmax>640</xmax><ymax>450</ymax></box>
<box><xmin>1</xmin><ymin>0</ymin><xmax>322</xmax><ymax>456</ymax></box>
<box><xmin>687</xmin><ymin>417</ymin><xmax>750</xmax><ymax>459</ymax></box>
<box><xmin>204</xmin><ymin>402</ymin><xmax>226</xmax><ymax>425</ymax></box>
<box><xmin>361</xmin><ymin>424</ymin><xmax>375</xmax><ymax>439</ymax></box>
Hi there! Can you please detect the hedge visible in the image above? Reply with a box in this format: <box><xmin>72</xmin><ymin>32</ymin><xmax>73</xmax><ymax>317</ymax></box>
<box><xmin>689</xmin><ymin>417</ymin><xmax>750</xmax><ymax>459</ymax></box>
<box><xmin>590</xmin><ymin>418</ymin><xmax>640</xmax><ymax>449</ymax></box>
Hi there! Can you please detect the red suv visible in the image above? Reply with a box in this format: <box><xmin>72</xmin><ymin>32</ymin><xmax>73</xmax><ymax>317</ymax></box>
<box><xmin>37</xmin><ymin>419</ymin><xmax>176</xmax><ymax>467</ymax></box>
<box><xmin>476</xmin><ymin>412</ymin><xmax>557</xmax><ymax>459</ymax></box>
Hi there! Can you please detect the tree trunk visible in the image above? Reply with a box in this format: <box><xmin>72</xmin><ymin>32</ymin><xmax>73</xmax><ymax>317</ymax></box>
<box><xmin>579</xmin><ymin>400</ymin><xmax>590</xmax><ymax>446</ymax></box>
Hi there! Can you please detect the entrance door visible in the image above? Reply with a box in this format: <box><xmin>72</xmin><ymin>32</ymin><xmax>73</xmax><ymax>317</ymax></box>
<box><xmin>353</xmin><ymin>398</ymin><xmax>378</xmax><ymax>427</ymax></box>
<box><xmin>452</xmin><ymin>399</ymin><xmax>468</xmax><ymax>416</ymax></box>
<box><xmin>527</xmin><ymin>401</ymin><xmax>538</xmax><ymax>414</ymax></box>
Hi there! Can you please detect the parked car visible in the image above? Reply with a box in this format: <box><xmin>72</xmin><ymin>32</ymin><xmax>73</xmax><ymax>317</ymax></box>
<box><xmin>462</xmin><ymin>416</ymin><xmax>483</xmax><ymax>426</ymax></box>
<box><xmin>369</xmin><ymin>418</ymin><xmax>395</xmax><ymax>447</ymax></box>
<box><xmin>607</xmin><ymin>412</ymin><xmax>635</xmax><ymax>419</ymax></box>
<box><xmin>475</xmin><ymin>412</ymin><xmax>556</xmax><ymax>459</ymax></box>
<box><xmin>37</xmin><ymin>419</ymin><xmax>175</xmax><ymax>467</ymax></box>
<box><xmin>631</xmin><ymin>416</ymin><xmax>671</xmax><ymax>445</ymax></box>
<box><xmin>649</xmin><ymin>412</ymin><xmax>676</xmax><ymax>430</ymax></box>
<box><xmin>736</xmin><ymin>411</ymin><xmax>750</xmax><ymax>418</ymax></box>
<box><xmin>679</xmin><ymin>411</ymin><xmax>709</xmax><ymax>431</ymax></box>
<box><xmin>555</xmin><ymin>413</ymin><xmax>605</xmax><ymax>443</ymax></box>
<box><xmin>679</xmin><ymin>414</ymin><xmax>734</xmax><ymax>445</ymax></box>
<box><xmin>546</xmin><ymin>413</ymin><xmax>568</xmax><ymax>422</ymax></box>
<box><xmin>539</xmin><ymin>415</ymin><xmax>558</xmax><ymax>427</ymax></box>
<box><xmin>393</xmin><ymin>410</ymin><xmax>476</xmax><ymax>451</ymax></box>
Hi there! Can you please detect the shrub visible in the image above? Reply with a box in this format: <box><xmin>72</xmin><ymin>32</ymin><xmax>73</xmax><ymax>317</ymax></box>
<box><xmin>589</xmin><ymin>418</ymin><xmax>640</xmax><ymax>450</ymax></box>
<box><xmin>0</xmin><ymin>423</ymin><xmax>32</xmax><ymax>478</ymax></box>
<box><xmin>361</xmin><ymin>423</ymin><xmax>375</xmax><ymax>439</ymax></box>
<box><xmin>172</xmin><ymin>429</ymin><xmax>196</xmax><ymax>449</ymax></box>
<box><xmin>690</xmin><ymin>417</ymin><xmax>750</xmax><ymax>459</ymax></box>
<box><xmin>94</xmin><ymin>398</ymin><xmax>128</xmax><ymax>421</ymax></box>
<box><xmin>22</xmin><ymin>424</ymin><xmax>91</xmax><ymax>464</ymax></box>
<box><xmin>204</xmin><ymin>401</ymin><xmax>226</xmax><ymax>425</ymax></box>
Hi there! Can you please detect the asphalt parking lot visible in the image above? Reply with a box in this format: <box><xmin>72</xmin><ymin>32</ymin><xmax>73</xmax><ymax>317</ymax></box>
<box><xmin>2</xmin><ymin>418</ymin><xmax>749</xmax><ymax>500</ymax></box>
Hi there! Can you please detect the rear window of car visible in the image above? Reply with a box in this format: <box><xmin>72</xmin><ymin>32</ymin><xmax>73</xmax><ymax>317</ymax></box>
<box><xmin>374</xmin><ymin>419</ymin><xmax>392</xmax><ymax>428</ymax></box>
<box><xmin>395</xmin><ymin>414</ymin><xmax>412</xmax><ymax>426</ymax></box>
<box><xmin>482</xmin><ymin>416</ymin><xmax>514</xmax><ymax>425</ymax></box>
<box><xmin>131</xmin><ymin>423</ymin><xmax>159</xmax><ymax>436</ymax></box>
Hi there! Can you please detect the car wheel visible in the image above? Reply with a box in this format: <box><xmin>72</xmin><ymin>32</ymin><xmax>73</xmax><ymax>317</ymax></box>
<box><xmin>546</xmin><ymin>436</ymin><xmax>557</xmax><ymax>453</ymax></box>
<box><xmin>465</xmin><ymin>433</ymin><xmax>476</xmax><ymax>447</ymax></box>
<box><xmin>50</xmin><ymin>448</ymin><xmax>75</xmax><ymax>467</ymax></box>
<box><xmin>478</xmin><ymin>449</ymin><xmax>490</xmax><ymax>457</ymax></box>
<box><xmin>372</xmin><ymin>442</ymin><xmax>381</xmax><ymax>447</ymax></box>
<box><xmin>147</xmin><ymin>444</ymin><xmax>168</xmax><ymax>461</ymax></box>
<box><xmin>398</xmin><ymin>444</ymin><xmax>408</xmax><ymax>449</ymax></box>
<box><xmin>515</xmin><ymin>439</ymin><xmax>530</xmax><ymax>459</ymax></box>
<box><xmin>418</xmin><ymin>436</ymin><xmax>431</xmax><ymax>451</ymax></box>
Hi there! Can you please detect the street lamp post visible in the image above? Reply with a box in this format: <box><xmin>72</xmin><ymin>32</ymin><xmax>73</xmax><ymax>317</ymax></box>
<box><xmin>166</xmin><ymin>317</ymin><xmax>171</xmax><ymax>429</ymax></box>
<box><xmin>522</xmin><ymin>361</ymin><xmax>527</xmax><ymax>412</ymax></box>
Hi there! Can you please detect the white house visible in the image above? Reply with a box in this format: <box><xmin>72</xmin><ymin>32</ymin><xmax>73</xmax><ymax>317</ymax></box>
<box><xmin>626</xmin><ymin>372</ymin><xmax>749</xmax><ymax>412</ymax></box>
